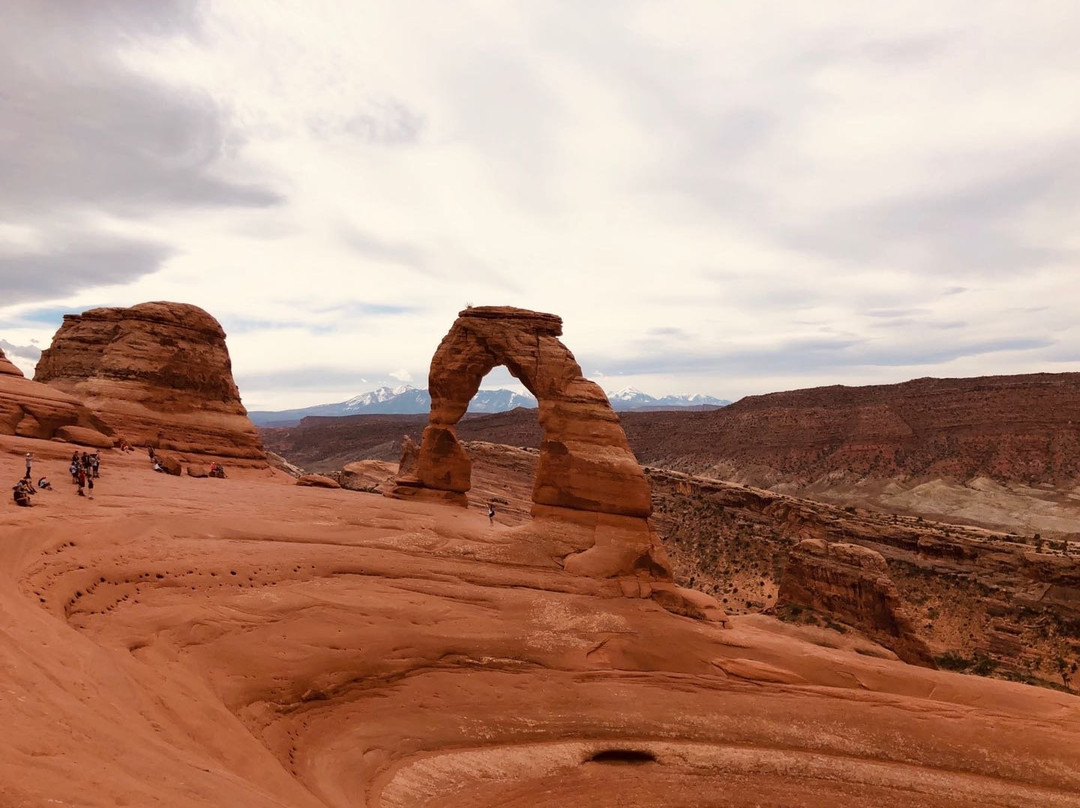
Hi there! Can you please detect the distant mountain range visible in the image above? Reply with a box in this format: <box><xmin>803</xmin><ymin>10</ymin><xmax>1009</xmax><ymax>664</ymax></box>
<box><xmin>248</xmin><ymin>384</ymin><xmax>729</xmax><ymax>426</ymax></box>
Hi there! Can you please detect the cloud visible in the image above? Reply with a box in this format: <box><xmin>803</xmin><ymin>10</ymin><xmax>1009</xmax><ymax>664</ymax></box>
<box><xmin>0</xmin><ymin>339</ymin><xmax>41</xmax><ymax>363</ymax></box>
<box><xmin>781</xmin><ymin>158</ymin><xmax>1079</xmax><ymax>275</ymax></box>
<box><xmin>0</xmin><ymin>2</ymin><xmax>282</xmax><ymax>314</ymax></box>
<box><xmin>340</xmin><ymin>227</ymin><xmax>432</xmax><ymax>275</ymax></box>
<box><xmin>0</xmin><ymin>236</ymin><xmax>173</xmax><ymax>305</ymax></box>
<box><xmin>588</xmin><ymin>334</ymin><xmax>1056</xmax><ymax>378</ymax></box>
<box><xmin>388</xmin><ymin>369</ymin><xmax>413</xmax><ymax>382</ymax></box>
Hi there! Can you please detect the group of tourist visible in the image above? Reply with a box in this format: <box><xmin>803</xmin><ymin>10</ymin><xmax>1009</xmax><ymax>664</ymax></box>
<box><xmin>69</xmin><ymin>451</ymin><xmax>100</xmax><ymax>498</ymax></box>
<box><xmin>12</xmin><ymin>443</ymin><xmax>229</xmax><ymax>507</ymax></box>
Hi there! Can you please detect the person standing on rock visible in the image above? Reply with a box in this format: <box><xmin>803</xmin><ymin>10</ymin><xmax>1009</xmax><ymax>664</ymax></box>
<box><xmin>487</xmin><ymin>502</ymin><xmax>496</xmax><ymax>524</ymax></box>
<box><xmin>24</xmin><ymin>452</ymin><xmax>32</xmax><ymax>480</ymax></box>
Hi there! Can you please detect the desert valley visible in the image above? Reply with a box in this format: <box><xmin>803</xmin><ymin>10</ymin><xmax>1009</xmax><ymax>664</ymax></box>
<box><xmin>1</xmin><ymin>301</ymin><xmax>1079</xmax><ymax>807</ymax></box>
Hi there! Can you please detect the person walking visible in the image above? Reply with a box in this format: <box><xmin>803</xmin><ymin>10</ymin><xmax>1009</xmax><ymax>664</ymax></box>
<box><xmin>487</xmin><ymin>502</ymin><xmax>496</xmax><ymax>524</ymax></box>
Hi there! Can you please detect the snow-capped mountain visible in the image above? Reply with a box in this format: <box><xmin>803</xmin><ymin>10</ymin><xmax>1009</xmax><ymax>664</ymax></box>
<box><xmin>342</xmin><ymin>384</ymin><xmax>416</xmax><ymax>410</ymax></box>
<box><xmin>248</xmin><ymin>385</ymin><xmax>538</xmax><ymax>426</ymax></box>
<box><xmin>249</xmin><ymin>384</ymin><xmax>727</xmax><ymax>426</ymax></box>
<box><xmin>606</xmin><ymin>387</ymin><xmax>729</xmax><ymax>411</ymax></box>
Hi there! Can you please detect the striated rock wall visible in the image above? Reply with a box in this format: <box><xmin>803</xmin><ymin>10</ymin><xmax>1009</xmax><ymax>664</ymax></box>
<box><xmin>648</xmin><ymin>467</ymin><xmax>1080</xmax><ymax>686</ymax></box>
<box><xmin>776</xmin><ymin>539</ymin><xmax>935</xmax><ymax>667</ymax></box>
<box><xmin>622</xmin><ymin>373</ymin><xmax>1080</xmax><ymax>486</ymax></box>
<box><xmin>0</xmin><ymin>347</ymin><xmax>115</xmax><ymax>446</ymax></box>
<box><xmin>34</xmin><ymin>302</ymin><xmax>264</xmax><ymax>462</ymax></box>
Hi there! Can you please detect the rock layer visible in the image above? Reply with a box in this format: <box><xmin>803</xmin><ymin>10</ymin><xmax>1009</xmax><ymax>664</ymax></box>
<box><xmin>621</xmin><ymin>373</ymin><xmax>1080</xmax><ymax>486</ymax></box>
<box><xmin>647</xmin><ymin>467</ymin><xmax>1079</xmax><ymax>686</ymax></box>
<box><xmin>776</xmin><ymin>539</ymin><xmax>935</xmax><ymax>667</ymax></box>
<box><xmin>34</xmin><ymin>302</ymin><xmax>264</xmax><ymax>462</ymax></box>
<box><xmin>0</xmin><ymin>347</ymin><xmax>115</xmax><ymax>445</ymax></box>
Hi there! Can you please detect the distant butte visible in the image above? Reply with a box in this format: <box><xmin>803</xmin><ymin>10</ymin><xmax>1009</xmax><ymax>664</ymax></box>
<box><xmin>34</xmin><ymin>301</ymin><xmax>265</xmax><ymax>463</ymax></box>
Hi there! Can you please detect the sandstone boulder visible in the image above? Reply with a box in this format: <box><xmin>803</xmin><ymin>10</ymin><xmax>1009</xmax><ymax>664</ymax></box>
<box><xmin>776</xmin><ymin>538</ymin><xmax>935</xmax><ymax>667</ymax></box>
<box><xmin>54</xmin><ymin>425</ymin><xmax>115</xmax><ymax>449</ymax></box>
<box><xmin>155</xmin><ymin>453</ymin><xmax>183</xmax><ymax>476</ymax></box>
<box><xmin>297</xmin><ymin>474</ymin><xmax>341</xmax><ymax>489</ymax></box>
<box><xmin>34</xmin><ymin>302</ymin><xmax>265</xmax><ymax>463</ymax></box>
<box><xmin>339</xmin><ymin>460</ymin><xmax>397</xmax><ymax>493</ymax></box>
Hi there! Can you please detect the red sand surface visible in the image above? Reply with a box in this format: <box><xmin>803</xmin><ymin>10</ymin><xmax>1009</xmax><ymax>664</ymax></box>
<box><xmin>2</xmin><ymin>435</ymin><xmax>1079</xmax><ymax>807</ymax></box>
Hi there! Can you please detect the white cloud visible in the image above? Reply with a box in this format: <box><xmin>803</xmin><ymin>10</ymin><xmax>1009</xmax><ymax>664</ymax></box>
<box><xmin>389</xmin><ymin>369</ymin><xmax>414</xmax><ymax>383</ymax></box>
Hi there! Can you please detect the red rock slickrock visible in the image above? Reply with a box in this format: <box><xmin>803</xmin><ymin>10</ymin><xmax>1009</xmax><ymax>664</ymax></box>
<box><xmin>391</xmin><ymin>307</ymin><xmax>670</xmax><ymax>571</ymax></box>
<box><xmin>2</xmin><ymin>436</ymin><xmax>1079</xmax><ymax>807</ymax></box>
<box><xmin>622</xmin><ymin>373</ymin><xmax>1080</xmax><ymax>486</ymax></box>
<box><xmin>776</xmin><ymin>539</ymin><xmax>936</xmax><ymax>667</ymax></box>
<box><xmin>34</xmin><ymin>302</ymin><xmax>265</xmax><ymax>463</ymax></box>
<box><xmin>0</xmin><ymin>346</ymin><xmax>115</xmax><ymax>446</ymax></box>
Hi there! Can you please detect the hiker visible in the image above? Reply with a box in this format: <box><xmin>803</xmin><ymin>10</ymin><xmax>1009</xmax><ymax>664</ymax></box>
<box><xmin>91</xmin><ymin>454</ymin><xmax>100</xmax><ymax>478</ymax></box>
<box><xmin>487</xmin><ymin>502</ymin><xmax>496</xmax><ymax>523</ymax></box>
<box><xmin>69</xmin><ymin>460</ymin><xmax>79</xmax><ymax>484</ymax></box>
<box><xmin>13</xmin><ymin>480</ymin><xmax>33</xmax><ymax>507</ymax></box>
<box><xmin>24</xmin><ymin>452</ymin><xmax>33</xmax><ymax>480</ymax></box>
<box><xmin>37</xmin><ymin>476</ymin><xmax>52</xmax><ymax>490</ymax></box>
<box><xmin>148</xmin><ymin>446</ymin><xmax>156</xmax><ymax>463</ymax></box>
<box><xmin>209</xmin><ymin>462</ymin><xmax>226</xmax><ymax>479</ymax></box>
<box><xmin>153</xmin><ymin>461</ymin><xmax>165</xmax><ymax>473</ymax></box>
<box><xmin>76</xmin><ymin>467</ymin><xmax>87</xmax><ymax>497</ymax></box>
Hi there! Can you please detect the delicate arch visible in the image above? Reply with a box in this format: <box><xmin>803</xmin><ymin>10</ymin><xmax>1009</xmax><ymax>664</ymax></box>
<box><xmin>391</xmin><ymin>306</ymin><xmax>651</xmax><ymax>518</ymax></box>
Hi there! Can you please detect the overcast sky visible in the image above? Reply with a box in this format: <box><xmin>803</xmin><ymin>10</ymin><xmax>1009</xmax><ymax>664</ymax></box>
<box><xmin>1</xmin><ymin>1</ymin><xmax>1078</xmax><ymax>410</ymax></box>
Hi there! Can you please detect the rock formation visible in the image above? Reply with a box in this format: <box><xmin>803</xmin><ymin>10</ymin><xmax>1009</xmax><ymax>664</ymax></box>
<box><xmin>646</xmin><ymin>467</ymin><xmax>1079</xmax><ymax>686</ymax></box>
<box><xmin>391</xmin><ymin>307</ymin><xmax>651</xmax><ymax>517</ymax></box>
<box><xmin>0</xmin><ymin>346</ymin><xmax>115</xmax><ymax>446</ymax></box>
<box><xmin>775</xmin><ymin>539</ymin><xmax>935</xmax><ymax>667</ymax></box>
<box><xmin>296</xmin><ymin>473</ymin><xmax>341</xmax><ymax>489</ymax></box>
<box><xmin>389</xmin><ymin>306</ymin><xmax>714</xmax><ymax>618</ymax></box>
<box><xmin>0</xmin><ymin>346</ymin><xmax>22</xmax><ymax>377</ymax></box>
<box><xmin>619</xmin><ymin>373</ymin><xmax>1080</xmax><ymax>486</ymax></box>
<box><xmin>34</xmin><ymin>302</ymin><xmax>265</xmax><ymax>463</ymax></box>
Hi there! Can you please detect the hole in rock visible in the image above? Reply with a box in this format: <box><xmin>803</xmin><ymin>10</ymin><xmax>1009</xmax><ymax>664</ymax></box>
<box><xmin>587</xmin><ymin>748</ymin><xmax>657</xmax><ymax>765</ymax></box>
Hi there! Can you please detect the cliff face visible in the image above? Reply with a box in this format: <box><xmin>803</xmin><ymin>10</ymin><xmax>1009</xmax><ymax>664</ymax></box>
<box><xmin>776</xmin><ymin>539</ymin><xmax>936</xmax><ymax>667</ymax></box>
<box><xmin>622</xmin><ymin>373</ymin><xmax>1080</xmax><ymax>486</ymax></box>
<box><xmin>648</xmin><ymin>467</ymin><xmax>1079</xmax><ymax>687</ymax></box>
<box><xmin>34</xmin><ymin>302</ymin><xmax>264</xmax><ymax>462</ymax></box>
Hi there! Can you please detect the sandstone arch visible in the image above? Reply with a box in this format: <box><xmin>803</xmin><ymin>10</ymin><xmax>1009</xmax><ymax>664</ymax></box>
<box><xmin>389</xmin><ymin>307</ymin><xmax>723</xmax><ymax>602</ymax></box>
<box><xmin>392</xmin><ymin>306</ymin><xmax>651</xmax><ymax>518</ymax></box>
